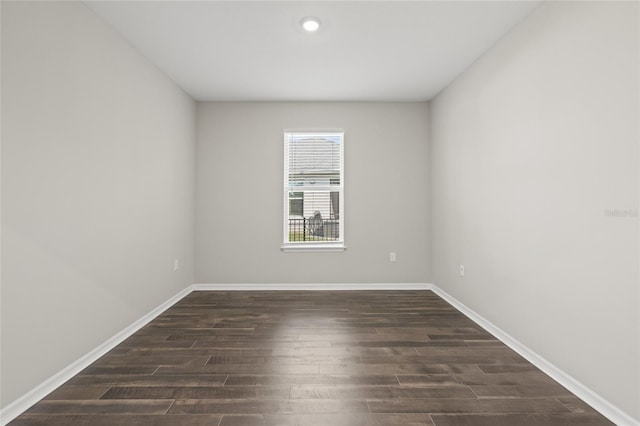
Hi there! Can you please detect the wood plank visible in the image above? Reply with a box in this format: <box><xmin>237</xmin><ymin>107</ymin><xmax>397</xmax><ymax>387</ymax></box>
<box><xmin>66</xmin><ymin>374</ymin><xmax>228</xmax><ymax>387</ymax></box>
<box><xmin>289</xmin><ymin>385</ymin><xmax>476</xmax><ymax>399</ymax></box>
<box><xmin>168</xmin><ymin>399</ymin><xmax>371</xmax><ymax>415</ymax></box>
<box><xmin>101</xmin><ymin>385</ymin><xmax>290</xmax><ymax>400</ymax></box>
<box><xmin>225</xmin><ymin>374</ymin><xmax>399</xmax><ymax>386</ymax></box>
<box><xmin>367</xmin><ymin>398</ymin><xmax>571</xmax><ymax>414</ymax></box>
<box><xmin>430</xmin><ymin>413</ymin><xmax>613</xmax><ymax>425</ymax></box>
<box><xmin>9</xmin><ymin>415</ymin><xmax>223</xmax><ymax>426</ymax></box>
<box><xmin>24</xmin><ymin>400</ymin><xmax>173</xmax><ymax>415</ymax></box>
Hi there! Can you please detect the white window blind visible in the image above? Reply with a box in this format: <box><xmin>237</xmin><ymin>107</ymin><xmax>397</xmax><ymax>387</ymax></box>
<box><xmin>283</xmin><ymin>131</ymin><xmax>344</xmax><ymax>251</ymax></box>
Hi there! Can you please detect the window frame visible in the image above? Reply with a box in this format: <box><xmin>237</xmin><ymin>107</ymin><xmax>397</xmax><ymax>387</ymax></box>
<box><xmin>282</xmin><ymin>130</ymin><xmax>345</xmax><ymax>252</ymax></box>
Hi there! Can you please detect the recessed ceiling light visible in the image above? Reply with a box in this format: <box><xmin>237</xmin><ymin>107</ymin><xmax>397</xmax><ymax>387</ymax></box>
<box><xmin>301</xmin><ymin>16</ymin><xmax>321</xmax><ymax>33</ymax></box>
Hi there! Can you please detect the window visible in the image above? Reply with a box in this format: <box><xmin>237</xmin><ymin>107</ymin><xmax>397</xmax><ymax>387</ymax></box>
<box><xmin>282</xmin><ymin>131</ymin><xmax>344</xmax><ymax>252</ymax></box>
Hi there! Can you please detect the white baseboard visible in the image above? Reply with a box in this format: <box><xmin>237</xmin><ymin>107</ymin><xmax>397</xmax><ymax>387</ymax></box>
<box><xmin>0</xmin><ymin>286</ymin><xmax>193</xmax><ymax>426</ymax></box>
<box><xmin>429</xmin><ymin>284</ymin><xmax>639</xmax><ymax>426</ymax></box>
<box><xmin>192</xmin><ymin>283</ymin><xmax>430</xmax><ymax>291</ymax></box>
<box><xmin>2</xmin><ymin>282</ymin><xmax>636</xmax><ymax>426</ymax></box>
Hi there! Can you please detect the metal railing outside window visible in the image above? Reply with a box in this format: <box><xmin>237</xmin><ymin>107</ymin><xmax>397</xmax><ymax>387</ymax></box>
<box><xmin>288</xmin><ymin>218</ymin><xmax>340</xmax><ymax>242</ymax></box>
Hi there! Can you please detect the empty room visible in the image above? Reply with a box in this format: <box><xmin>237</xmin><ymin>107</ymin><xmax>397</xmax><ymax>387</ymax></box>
<box><xmin>1</xmin><ymin>1</ymin><xmax>638</xmax><ymax>425</ymax></box>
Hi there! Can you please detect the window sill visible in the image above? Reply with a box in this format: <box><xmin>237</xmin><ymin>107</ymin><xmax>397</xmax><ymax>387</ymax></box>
<box><xmin>281</xmin><ymin>243</ymin><xmax>346</xmax><ymax>253</ymax></box>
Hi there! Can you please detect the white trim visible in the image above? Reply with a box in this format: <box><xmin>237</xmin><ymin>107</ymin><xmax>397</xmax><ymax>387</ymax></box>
<box><xmin>192</xmin><ymin>283</ymin><xmax>430</xmax><ymax>291</ymax></box>
<box><xmin>283</xmin><ymin>130</ymin><xmax>345</xmax><ymax>248</ymax></box>
<box><xmin>0</xmin><ymin>286</ymin><xmax>193</xmax><ymax>426</ymax></box>
<box><xmin>2</xmin><ymin>282</ymin><xmax>636</xmax><ymax>426</ymax></box>
<box><xmin>281</xmin><ymin>243</ymin><xmax>346</xmax><ymax>252</ymax></box>
<box><xmin>429</xmin><ymin>284</ymin><xmax>639</xmax><ymax>426</ymax></box>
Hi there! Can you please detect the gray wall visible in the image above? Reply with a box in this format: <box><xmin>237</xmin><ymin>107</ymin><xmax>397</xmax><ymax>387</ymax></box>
<box><xmin>1</xmin><ymin>1</ymin><xmax>196</xmax><ymax>407</ymax></box>
<box><xmin>430</xmin><ymin>1</ymin><xmax>639</xmax><ymax>420</ymax></box>
<box><xmin>196</xmin><ymin>102</ymin><xmax>429</xmax><ymax>284</ymax></box>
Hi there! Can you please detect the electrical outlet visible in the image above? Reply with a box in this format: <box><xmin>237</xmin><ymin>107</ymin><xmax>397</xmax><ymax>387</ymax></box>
<box><xmin>174</xmin><ymin>259</ymin><xmax>180</xmax><ymax>271</ymax></box>
<box><xmin>390</xmin><ymin>252</ymin><xmax>397</xmax><ymax>262</ymax></box>
<box><xmin>459</xmin><ymin>264</ymin><xmax>465</xmax><ymax>277</ymax></box>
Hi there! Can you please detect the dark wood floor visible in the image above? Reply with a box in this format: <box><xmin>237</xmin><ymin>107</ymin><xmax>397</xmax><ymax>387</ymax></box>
<box><xmin>10</xmin><ymin>290</ymin><xmax>612</xmax><ymax>425</ymax></box>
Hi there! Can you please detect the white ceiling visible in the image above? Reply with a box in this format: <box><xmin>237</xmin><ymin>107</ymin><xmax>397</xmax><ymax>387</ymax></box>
<box><xmin>85</xmin><ymin>1</ymin><xmax>541</xmax><ymax>102</ymax></box>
